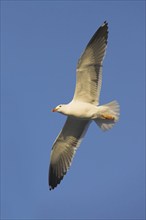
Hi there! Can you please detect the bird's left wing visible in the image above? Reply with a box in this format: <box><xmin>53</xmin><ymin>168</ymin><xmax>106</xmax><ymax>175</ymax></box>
<box><xmin>49</xmin><ymin>117</ymin><xmax>90</xmax><ymax>190</ymax></box>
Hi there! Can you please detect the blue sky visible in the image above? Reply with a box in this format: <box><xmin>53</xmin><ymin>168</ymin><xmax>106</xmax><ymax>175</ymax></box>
<box><xmin>1</xmin><ymin>1</ymin><xmax>145</xmax><ymax>219</ymax></box>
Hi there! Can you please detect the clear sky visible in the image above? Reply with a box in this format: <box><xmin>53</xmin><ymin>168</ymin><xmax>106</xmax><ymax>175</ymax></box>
<box><xmin>1</xmin><ymin>1</ymin><xmax>145</xmax><ymax>219</ymax></box>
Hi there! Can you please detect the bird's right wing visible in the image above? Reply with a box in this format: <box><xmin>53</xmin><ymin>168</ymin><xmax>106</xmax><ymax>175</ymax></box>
<box><xmin>49</xmin><ymin>117</ymin><xmax>90</xmax><ymax>190</ymax></box>
<box><xmin>73</xmin><ymin>21</ymin><xmax>108</xmax><ymax>105</ymax></box>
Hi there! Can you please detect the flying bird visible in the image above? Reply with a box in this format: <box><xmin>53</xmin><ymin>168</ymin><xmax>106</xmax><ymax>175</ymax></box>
<box><xmin>49</xmin><ymin>21</ymin><xmax>120</xmax><ymax>190</ymax></box>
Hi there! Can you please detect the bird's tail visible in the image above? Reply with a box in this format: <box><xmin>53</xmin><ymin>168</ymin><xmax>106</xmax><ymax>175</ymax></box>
<box><xmin>94</xmin><ymin>100</ymin><xmax>120</xmax><ymax>131</ymax></box>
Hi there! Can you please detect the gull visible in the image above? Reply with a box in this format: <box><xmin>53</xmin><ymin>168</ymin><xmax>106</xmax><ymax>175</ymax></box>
<box><xmin>49</xmin><ymin>21</ymin><xmax>120</xmax><ymax>190</ymax></box>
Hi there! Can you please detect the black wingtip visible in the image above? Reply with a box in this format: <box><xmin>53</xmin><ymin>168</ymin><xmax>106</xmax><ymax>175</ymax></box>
<box><xmin>102</xmin><ymin>20</ymin><xmax>108</xmax><ymax>27</ymax></box>
<box><xmin>49</xmin><ymin>184</ymin><xmax>56</xmax><ymax>190</ymax></box>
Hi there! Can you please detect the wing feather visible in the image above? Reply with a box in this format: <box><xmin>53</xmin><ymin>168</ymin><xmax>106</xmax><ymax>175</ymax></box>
<box><xmin>73</xmin><ymin>21</ymin><xmax>108</xmax><ymax>105</ymax></box>
<box><xmin>49</xmin><ymin>117</ymin><xmax>90</xmax><ymax>190</ymax></box>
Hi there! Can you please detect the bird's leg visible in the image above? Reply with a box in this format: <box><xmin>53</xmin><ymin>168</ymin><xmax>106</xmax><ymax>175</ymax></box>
<box><xmin>100</xmin><ymin>114</ymin><xmax>115</xmax><ymax>121</ymax></box>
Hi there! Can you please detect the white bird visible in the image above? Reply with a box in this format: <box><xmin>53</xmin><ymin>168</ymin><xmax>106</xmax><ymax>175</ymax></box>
<box><xmin>49</xmin><ymin>21</ymin><xmax>120</xmax><ymax>190</ymax></box>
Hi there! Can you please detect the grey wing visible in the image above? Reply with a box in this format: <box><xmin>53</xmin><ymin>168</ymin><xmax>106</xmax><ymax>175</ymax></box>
<box><xmin>73</xmin><ymin>21</ymin><xmax>108</xmax><ymax>105</ymax></box>
<box><xmin>49</xmin><ymin>117</ymin><xmax>90</xmax><ymax>190</ymax></box>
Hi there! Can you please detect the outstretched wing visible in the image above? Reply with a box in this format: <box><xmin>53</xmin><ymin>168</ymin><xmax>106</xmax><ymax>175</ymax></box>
<box><xmin>73</xmin><ymin>21</ymin><xmax>108</xmax><ymax>105</ymax></box>
<box><xmin>49</xmin><ymin>117</ymin><xmax>90</xmax><ymax>190</ymax></box>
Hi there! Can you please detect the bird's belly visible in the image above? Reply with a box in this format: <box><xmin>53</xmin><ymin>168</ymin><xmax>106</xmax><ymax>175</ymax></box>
<box><xmin>68</xmin><ymin>103</ymin><xmax>98</xmax><ymax>120</ymax></box>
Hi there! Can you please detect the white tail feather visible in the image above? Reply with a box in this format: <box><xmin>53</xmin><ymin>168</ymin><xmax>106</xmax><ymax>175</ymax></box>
<box><xmin>94</xmin><ymin>100</ymin><xmax>120</xmax><ymax>131</ymax></box>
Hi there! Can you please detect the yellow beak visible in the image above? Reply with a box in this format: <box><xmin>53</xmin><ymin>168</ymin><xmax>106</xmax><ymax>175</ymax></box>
<box><xmin>51</xmin><ymin>108</ymin><xmax>57</xmax><ymax>112</ymax></box>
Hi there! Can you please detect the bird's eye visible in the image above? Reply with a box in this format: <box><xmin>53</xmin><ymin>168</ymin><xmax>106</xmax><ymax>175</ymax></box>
<box><xmin>59</xmin><ymin>105</ymin><xmax>61</xmax><ymax>108</ymax></box>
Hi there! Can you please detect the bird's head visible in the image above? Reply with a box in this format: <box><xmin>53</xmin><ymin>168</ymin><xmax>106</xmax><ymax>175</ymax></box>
<box><xmin>51</xmin><ymin>104</ymin><xmax>64</xmax><ymax>113</ymax></box>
